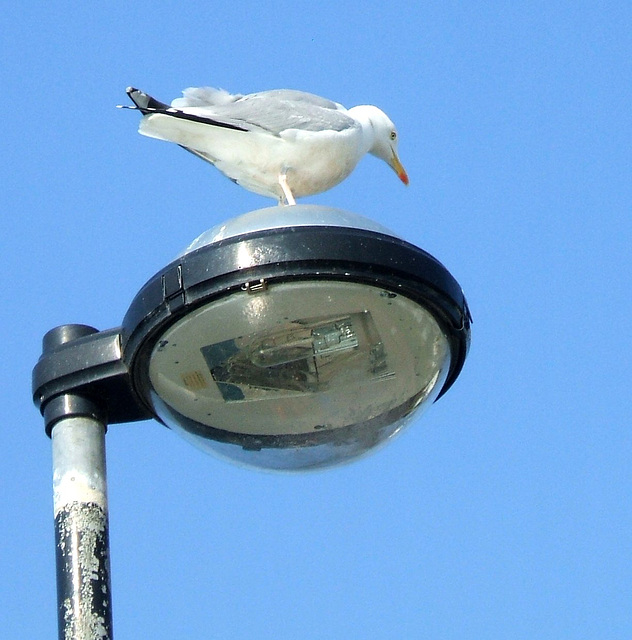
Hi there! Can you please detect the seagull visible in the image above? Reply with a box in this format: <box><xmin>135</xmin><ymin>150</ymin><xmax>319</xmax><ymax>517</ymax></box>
<box><xmin>121</xmin><ymin>86</ymin><xmax>408</xmax><ymax>205</ymax></box>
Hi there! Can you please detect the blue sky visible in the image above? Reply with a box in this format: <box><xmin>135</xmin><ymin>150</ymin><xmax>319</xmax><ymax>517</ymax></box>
<box><xmin>2</xmin><ymin>2</ymin><xmax>631</xmax><ymax>638</ymax></box>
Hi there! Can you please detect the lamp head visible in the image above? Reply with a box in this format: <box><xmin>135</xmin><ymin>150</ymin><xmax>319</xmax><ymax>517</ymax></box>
<box><xmin>121</xmin><ymin>205</ymin><xmax>470</xmax><ymax>471</ymax></box>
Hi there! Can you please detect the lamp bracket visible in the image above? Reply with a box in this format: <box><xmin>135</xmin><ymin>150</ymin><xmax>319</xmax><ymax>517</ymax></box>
<box><xmin>32</xmin><ymin>325</ymin><xmax>151</xmax><ymax>435</ymax></box>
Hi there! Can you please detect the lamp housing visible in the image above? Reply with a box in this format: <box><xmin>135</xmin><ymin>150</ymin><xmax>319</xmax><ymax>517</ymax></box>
<box><xmin>34</xmin><ymin>205</ymin><xmax>471</xmax><ymax>471</ymax></box>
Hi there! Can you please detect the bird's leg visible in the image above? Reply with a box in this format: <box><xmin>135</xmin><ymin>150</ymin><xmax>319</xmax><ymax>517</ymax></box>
<box><xmin>278</xmin><ymin>169</ymin><xmax>297</xmax><ymax>206</ymax></box>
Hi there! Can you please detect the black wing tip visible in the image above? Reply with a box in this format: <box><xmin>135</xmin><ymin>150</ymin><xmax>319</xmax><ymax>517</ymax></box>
<box><xmin>122</xmin><ymin>86</ymin><xmax>249</xmax><ymax>132</ymax></box>
<box><xmin>125</xmin><ymin>86</ymin><xmax>146</xmax><ymax>110</ymax></box>
<box><xmin>125</xmin><ymin>87</ymin><xmax>171</xmax><ymax>113</ymax></box>
<box><xmin>125</xmin><ymin>86</ymin><xmax>144</xmax><ymax>104</ymax></box>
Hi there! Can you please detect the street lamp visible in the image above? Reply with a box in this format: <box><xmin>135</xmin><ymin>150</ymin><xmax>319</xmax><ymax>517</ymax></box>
<box><xmin>33</xmin><ymin>204</ymin><xmax>471</xmax><ymax>639</ymax></box>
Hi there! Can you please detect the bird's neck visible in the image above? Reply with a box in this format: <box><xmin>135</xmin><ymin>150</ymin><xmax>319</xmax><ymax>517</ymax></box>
<box><xmin>347</xmin><ymin>106</ymin><xmax>377</xmax><ymax>156</ymax></box>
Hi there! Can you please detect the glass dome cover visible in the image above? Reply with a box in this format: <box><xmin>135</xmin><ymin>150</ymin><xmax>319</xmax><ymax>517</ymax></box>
<box><xmin>148</xmin><ymin>280</ymin><xmax>451</xmax><ymax>470</ymax></box>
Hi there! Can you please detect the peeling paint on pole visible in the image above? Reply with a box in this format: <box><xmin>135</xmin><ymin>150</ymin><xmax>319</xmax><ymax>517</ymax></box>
<box><xmin>55</xmin><ymin>502</ymin><xmax>112</xmax><ymax>640</ymax></box>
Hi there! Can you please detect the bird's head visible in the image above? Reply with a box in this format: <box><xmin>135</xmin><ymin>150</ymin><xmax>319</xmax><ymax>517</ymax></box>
<box><xmin>349</xmin><ymin>105</ymin><xmax>409</xmax><ymax>186</ymax></box>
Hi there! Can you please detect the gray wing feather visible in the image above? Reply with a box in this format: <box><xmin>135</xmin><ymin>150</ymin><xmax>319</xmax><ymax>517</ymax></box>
<box><xmin>172</xmin><ymin>87</ymin><xmax>356</xmax><ymax>135</ymax></box>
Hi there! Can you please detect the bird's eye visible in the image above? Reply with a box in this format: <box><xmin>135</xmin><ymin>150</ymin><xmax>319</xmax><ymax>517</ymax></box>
<box><xmin>390</xmin><ymin>131</ymin><xmax>397</xmax><ymax>141</ymax></box>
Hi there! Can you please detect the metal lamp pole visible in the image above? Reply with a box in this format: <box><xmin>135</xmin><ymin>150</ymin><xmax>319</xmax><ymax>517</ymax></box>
<box><xmin>44</xmin><ymin>325</ymin><xmax>114</xmax><ymax>640</ymax></box>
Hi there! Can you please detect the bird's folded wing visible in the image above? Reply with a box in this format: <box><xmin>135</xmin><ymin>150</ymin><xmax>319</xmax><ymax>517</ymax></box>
<box><xmin>128</xmin><ymin>86</ymin><xmax>357</xmax><ymax>137</ymax></box>
<box><xmin>206</xmin><ymin>91</ymin><xmax>357</xmax><ymax>135</ymax></box>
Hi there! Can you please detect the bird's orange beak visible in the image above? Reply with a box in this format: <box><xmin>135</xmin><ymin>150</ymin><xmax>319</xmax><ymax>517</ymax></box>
<box><xmin>389</xmin><ymin>152</ymin><xmax>409</xmax><ymax>185</ymax></box>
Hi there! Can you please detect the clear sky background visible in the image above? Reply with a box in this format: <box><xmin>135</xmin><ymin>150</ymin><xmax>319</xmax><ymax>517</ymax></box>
<box><xmin>2</xmin><ymin>2</ymin><xmax>631</xmax><ymax>638</ymax></box>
